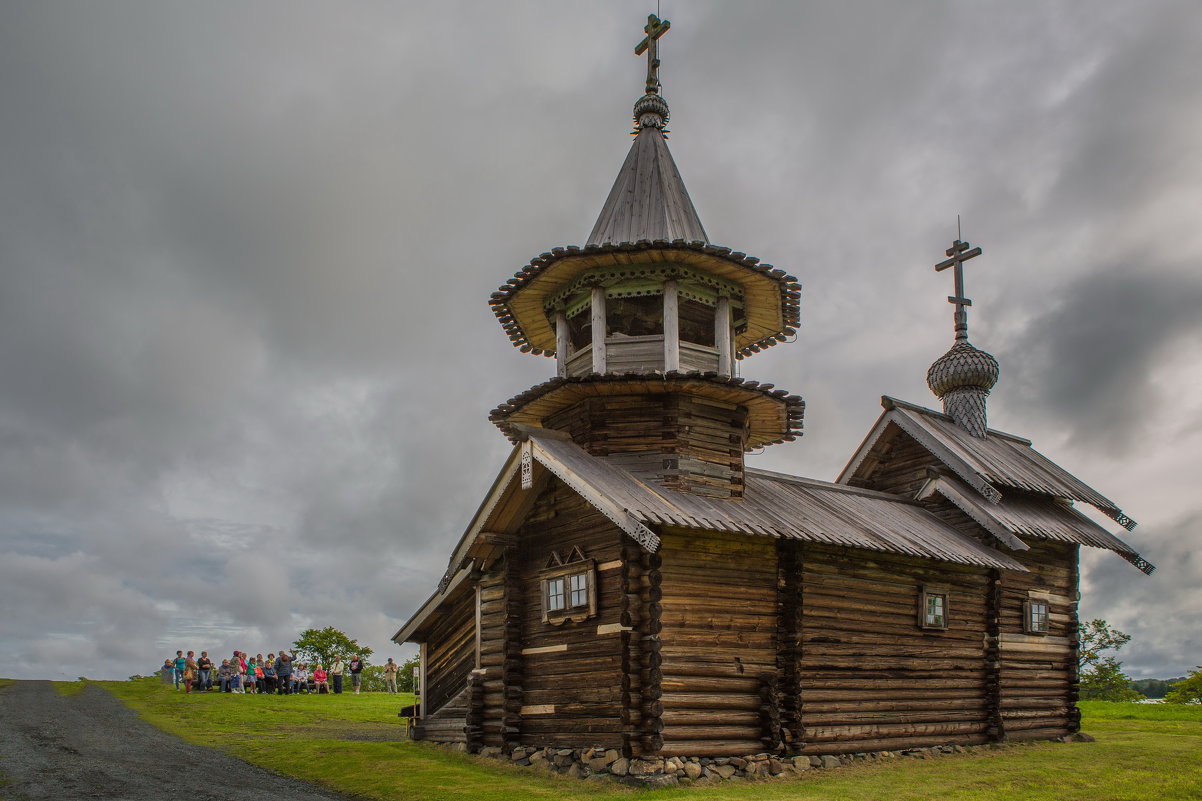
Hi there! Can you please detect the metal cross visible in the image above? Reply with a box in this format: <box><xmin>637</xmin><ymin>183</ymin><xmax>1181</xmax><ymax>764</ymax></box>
<box><xmin>934</xmin><ymin>239</ymin><xmax>982</xmax><ymax>342</ymax></box>
<box><xmin>635</xmin><ymin>14</ymin><xmax>671</xmax><ymax>95</ymax></box>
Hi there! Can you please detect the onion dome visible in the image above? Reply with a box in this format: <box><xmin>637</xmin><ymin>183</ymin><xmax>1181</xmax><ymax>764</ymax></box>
<box><xmin>634</xmin><ymin>92</ymin><xmax>669</xmax><ymax>129</ymax></box>
<box><xmin>926</xmin><ymin>341</ymin><xmax>1000</xmax><ymax>398</ymax></box>
<box><xmin>926</xmin><ymin>341</ymin><xmax>999</xmax><ymax>439</ymax></box>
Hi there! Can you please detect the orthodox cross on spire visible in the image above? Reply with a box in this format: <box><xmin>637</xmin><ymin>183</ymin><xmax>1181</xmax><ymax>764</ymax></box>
<box><xmin>934</xmin><ymin>238</ymin><xmax>982</xmax><ymax>342</ymax></box>
<box><xmin>635</xmin><ymin>14</ymin><xmax>671</xmax><ymax>95</ymax></box>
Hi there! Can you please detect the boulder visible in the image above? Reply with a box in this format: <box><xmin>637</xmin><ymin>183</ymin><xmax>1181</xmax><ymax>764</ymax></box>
<box><xmin>714</xmin><ymin>764</ymin><xmax>737</xmax><ymax>779</ymax></box>
<box><xmin>820</xmin><ymin>755</ymin><xmax>841</xmax><ymax>769</ymax></box>
<box><xmin>683</xmin><ymin>761</ymin><xmax>703</xmax><ymax>780</ymax></box>
<box><xmin>609</xmin><ymin>757</ymin><xmax>629</xmax><ymax>776</ymax></box>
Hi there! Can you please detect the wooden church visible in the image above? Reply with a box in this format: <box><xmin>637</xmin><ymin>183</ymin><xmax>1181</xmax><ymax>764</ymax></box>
<box><xmin>393</xmin><ymin>15</ymin><xmax>1153</xmax><ymax>760</ymax></box>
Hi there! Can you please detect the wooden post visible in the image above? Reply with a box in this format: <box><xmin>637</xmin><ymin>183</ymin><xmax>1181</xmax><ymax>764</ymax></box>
<box><xmin>985</xmin><ymin>569</ymin><xmax>1004</xmax><ymax>742</ymax></box>
<box><xmin>419</xmin><ymin>641</ymin><xmax>428</xmax><ymax>719</ymax></box>
<box><xmin>591</xmin><ymin>286</ymin><xmax>607</xmax><ymax>374</ymax></box>
<box><xmin>663</xmin><ymin>279</ymin><xmax>680</xmax><ymax>372</ymax></box>
<box><xmin>715</xmin><ymin>296</ymin><xmax>732</xmax><ymax>376</ymax></box>
<box><xmin>555</xmin><ymin>310</ymin><xmax>570</xmax><ymax>378</ymax></box>
<box><xmin>474</xmin><ymin>584</ymin><xmax>483</xmax><ymax>670</ymax></box>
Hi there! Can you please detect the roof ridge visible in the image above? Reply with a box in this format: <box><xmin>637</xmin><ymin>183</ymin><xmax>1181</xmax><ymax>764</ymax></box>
<box><xmin>746</xmin><ymin>466</ymin><xmax>922</xmax><ymax>503</ymax></box>
<box><xmin>881</xmin><ymin>395</ymin><xmax>1032</xmax><ymax>445</ymax></box>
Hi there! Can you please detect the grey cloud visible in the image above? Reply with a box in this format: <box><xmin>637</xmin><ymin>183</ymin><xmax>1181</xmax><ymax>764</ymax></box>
<box><xmin>0</xmin><ymin>1</ymin><xmax>1197</xmax><ymax>680</ymax></box>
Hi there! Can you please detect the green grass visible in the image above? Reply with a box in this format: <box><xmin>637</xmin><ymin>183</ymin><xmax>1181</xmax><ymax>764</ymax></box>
<box><xmin>51</xmin><ymin>680</ymin><xmax>89</xmax><ymax>696</ymax></box>
<box><xmin>97</xmin><ymin>681</ymin><xmax>1202</xmax><ymax>801</ymax></box>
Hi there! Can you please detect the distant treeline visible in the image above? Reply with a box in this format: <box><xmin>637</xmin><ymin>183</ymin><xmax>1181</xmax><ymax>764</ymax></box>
<box><xmin>1131</xmin><ymin>678</ymin><xmax>1186</xmax><ymax>698</ymax></box>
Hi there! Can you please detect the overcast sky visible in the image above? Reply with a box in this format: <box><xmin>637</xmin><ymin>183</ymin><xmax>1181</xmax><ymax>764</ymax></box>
<box><xmin>1</xmin><ymin>1</ymin><xmax>1198</xmax><ymax>681</ymax></box>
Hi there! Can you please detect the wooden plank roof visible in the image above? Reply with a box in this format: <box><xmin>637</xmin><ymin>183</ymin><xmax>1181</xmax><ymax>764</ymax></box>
<box><xmin>489</xmin><ymin>241</ymin><xmax>801</xmax><ymax>357</ymax></box>
<box><xmin>489</xmin><ymin>372</ymin><xmax>804</xmax><ymax>450</ymax></box>
<box><xmin>917</xmin><ymin>473</ymin><xmax>1154</xmax><ymax>574</ymax></box>
<box><xmin>528</xmin><ymin>431</ymin><xmax>1027</xmax><ymax>571</ymax></box>
<box><xmin>840</xmin><ymin>396</ymin><xmax>1137</xmax><ymax>531</ymax></box>
<box><xmin>587</xmin><ymin>125</ymin><xmax>708</xmax><ymax>247</ymax></box>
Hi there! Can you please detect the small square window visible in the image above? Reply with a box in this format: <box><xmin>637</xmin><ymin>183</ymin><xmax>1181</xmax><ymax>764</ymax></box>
<box><xmin>539</xmin><ymin>557</ymin><xmax>597</xmax><ymax>625</ymax></box>
<box><xmin>546</xmin><ymin>578</ymin><xmax>565</xmax><ymax>612</ymax></box>
<box><xmin>568</xmin><ymin>573</ymin><xmax>589</xmax><ymax>607</ymax></box>
<box><xmin>919</xmin><ymin>587</ymin><xmax>949</xmax><ymax>630</ymax></box>
<box><xmin>1025</xmin><ymin>599</ymin><xmax>1050</xmax><ymax>635</ymax></box>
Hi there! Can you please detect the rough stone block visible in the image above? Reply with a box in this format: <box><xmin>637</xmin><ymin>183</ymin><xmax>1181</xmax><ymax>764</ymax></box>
<box><xmin>820</xmin><ymin>755</ymin><xmax>841</xmax><ymax>769</ymax></box>
<box><xmin>714</xmin><ymin>764</ymin><xmax>737</xmax><ymax>779</ymax></box>
<box><xmin>683</xmin><ymin>761</ymin><xmax>702</xmax><ymax>780</ymax></box>
<box><xmin>609</xmin><ymin>757</ymin><xmax>629</xmax><ymax>776</ymax></box>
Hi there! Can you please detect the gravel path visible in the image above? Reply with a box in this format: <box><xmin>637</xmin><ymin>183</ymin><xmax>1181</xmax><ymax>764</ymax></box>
<box><xmin>0</xmin><ymin>681</ymin><xmax>358</xmax><ymax>801</ymax></box>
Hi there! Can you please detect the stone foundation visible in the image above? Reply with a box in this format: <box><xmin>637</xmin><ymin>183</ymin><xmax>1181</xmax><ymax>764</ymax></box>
<box><xmin>427</xmin><ymin>737</ymin><xmax>1092</xmax><ymax>786</ymax></box>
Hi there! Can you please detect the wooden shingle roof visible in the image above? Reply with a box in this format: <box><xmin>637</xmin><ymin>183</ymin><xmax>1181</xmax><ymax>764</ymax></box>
<box><xmin>587</xmin><ymin>125</ymin><xmax>708</xmax><ymax>246</ymax></box>
<box><xmin>841</xmin><ymin>396</ymin><xmax>1138</xmax><ymax>531</ymax></box>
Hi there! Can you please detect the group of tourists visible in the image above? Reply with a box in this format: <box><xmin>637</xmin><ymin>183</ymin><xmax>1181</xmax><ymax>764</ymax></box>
<box><xmin>163</xmin><ymin>650</ymin><xmax>394</xmax><ymax>695</ymax></box>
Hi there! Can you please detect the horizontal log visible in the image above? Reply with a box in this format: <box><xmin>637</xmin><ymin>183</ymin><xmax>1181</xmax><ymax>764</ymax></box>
<box><xmin>661</xmin><ymin>709</ymin><xmax>760</xmax><ymax>726</ymax></box>
<box><xmin>804</xmin><ymin>720</ymin><xmax>986</xmax><ymax>743</ymax></box>
<box><xmin>657</xmin><ymin>739</ymin><xmax>766</xmax><ymax>757</ymax></box>
<box><xmin>662</xmin><ymin>725</ymin><xmax>763</xmax><ymax>741</ymax></box>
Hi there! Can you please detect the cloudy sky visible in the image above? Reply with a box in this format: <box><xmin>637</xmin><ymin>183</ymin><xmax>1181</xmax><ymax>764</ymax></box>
<box><xmin>1</xmin><ymin>1</ymin><xmax>1198</xmax><ymax>681</ymax></box>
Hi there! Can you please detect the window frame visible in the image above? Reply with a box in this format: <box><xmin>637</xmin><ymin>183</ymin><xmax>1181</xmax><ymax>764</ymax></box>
<box><xmin>1024</xmin><ymin>597</ymin><xmax>1051</xmax><ymax>635</ymax></box>
<box><xmin>539</xmin><ymin>559</ymin><xmax>596</xmax><ymax>625</ymax></box>
<box><xmin>919</xmin><ymin>585</ymin><xmax>950</xmax><ymax>630</ymax></box>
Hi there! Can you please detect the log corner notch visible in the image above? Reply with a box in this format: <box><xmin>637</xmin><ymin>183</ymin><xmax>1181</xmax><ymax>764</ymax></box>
<box><xmin>775</xmin><ymin>539</ymin><xmax>803</xmax><ymax>754</ymax></box>
<box><xmin>501</xmin><ymin>546</ymin><xmax>524</xmax><ymax>754</ymax></box>
<box><xmin>622</xmin><ymin>544</ymin><xmax>665</xmax><ymax>756</ymax></box>
<box><xmin>985</xmin><ymin>568</ymin><xmax>1005</xmax><ymax>743</ymax></box>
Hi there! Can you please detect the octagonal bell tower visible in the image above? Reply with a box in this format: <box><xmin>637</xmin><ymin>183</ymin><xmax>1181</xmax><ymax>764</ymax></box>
<box><xmin>488</xmin><ymin>14</ymin><xmax>804</xmax><ymax>500</ymax></box>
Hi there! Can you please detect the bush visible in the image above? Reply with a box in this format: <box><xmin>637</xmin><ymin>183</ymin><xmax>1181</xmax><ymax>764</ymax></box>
<box><xmin>1164</xmin><ymin>666</ymin><xmax>1202</xmax><ymax>704</ymax></box>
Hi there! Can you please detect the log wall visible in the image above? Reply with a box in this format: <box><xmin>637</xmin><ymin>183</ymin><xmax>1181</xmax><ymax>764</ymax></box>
<box><xmin>797</xmin><ymin>544</ymin><xmax>991</xmax><ymax>754</ymax></box>
<box><xmin>997</xmin><ymin>538</ymin><xmax>1079</xmax><ymax>741</ymax></box>
<box><xmin>514</xmin><ymin>481</ymin><xmax>627</xmax><ymax>749</ymax></box>
<box><xmin>423</xmin><ymin>588</ymin><xmax>476</xmax><ymax>719</ymax></box>
<box><xmin>543</xmin><ymin>393</ymin><xmax>748</xmax><ymax>499</ymax></box>
<box><xmin>657</xmin><ymin>528</ymin><xmax>778</xmax><ymax>757</ymax></box>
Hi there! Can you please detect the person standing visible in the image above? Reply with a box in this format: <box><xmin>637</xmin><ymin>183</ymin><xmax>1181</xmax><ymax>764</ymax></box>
<box><xmin>183</xmin><ymin>651</ymin><xmax>198</xmax><ymax>694</ymax></box>
<box><xmin>172</xmin><ymin>651</ymin><xmax>186</xmax><ymax>689</ymax></box>
<box><xmin>275</xmin><ymin>650</ymin><xmax>292</xmax><ymax>695</ymax></box>
<box><xmin>197</xmin><ymin>651</ymin><xmax>213</xmax><ymax>691</ymax></box>
<box><xmin>348</xmin><ymin>654</ymin><xmax>364</xmax><ymax>695</ymax></box>
<box><xmin>330</xmin><ymin>656</ymin><xmax>344</xmax><ymax>695</ymax></box>
<box><xmin>383</xmin><ymin>658</ymin><xmax>398</xmax><ymax>694</ymax></box>
<box><xmin>245</xmin><ymin>657</ymin><xmax>258</xmax><ymax>694</ymax></box>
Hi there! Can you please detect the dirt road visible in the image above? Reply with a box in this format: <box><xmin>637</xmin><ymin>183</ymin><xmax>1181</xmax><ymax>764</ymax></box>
<box><xmin>0</xmin><ymin>681</ymin><xmax>357</xmax><ymax>800</ymax></box>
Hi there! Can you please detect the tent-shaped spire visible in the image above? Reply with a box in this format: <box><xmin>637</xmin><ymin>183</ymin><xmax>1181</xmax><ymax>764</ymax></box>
<box><xmin>586</xmin><ymin>121</ymin><xmax>709</xmax><ymax>246</ymax></box>
<box><xmin>586</xmin><ymin>15</ymin><xmax>708</xmax><ymax>247</ymax></box>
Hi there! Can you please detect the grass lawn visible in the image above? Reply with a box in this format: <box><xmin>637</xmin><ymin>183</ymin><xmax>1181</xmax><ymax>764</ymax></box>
<box><xmin>79</xmin><ymin>680</ymin><xmax>1202</xmax><ymax>801</ymax></box>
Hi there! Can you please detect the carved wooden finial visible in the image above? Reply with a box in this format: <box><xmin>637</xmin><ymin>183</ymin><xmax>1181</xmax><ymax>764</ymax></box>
<box><xmin>635</xmin><ymin>14</ymin><xmax>671</xmax><ymax>95</ymax></box>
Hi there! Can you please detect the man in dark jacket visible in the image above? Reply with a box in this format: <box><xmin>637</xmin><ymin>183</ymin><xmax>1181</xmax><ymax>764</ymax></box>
<box><xmin>275</xmin><ymin>651</ymin><xmax>293</xmax><ymax>694</ymax></box>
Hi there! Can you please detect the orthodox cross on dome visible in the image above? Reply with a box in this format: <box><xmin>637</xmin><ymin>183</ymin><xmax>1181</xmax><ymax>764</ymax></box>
<box><xmin>935</xmin><ymin>237</ymin><xmax>982</xmax><ymax>342</ymax></box>
<box><xmin>635</xmin><ymin>13</ymin><xmax>671</xmax><ymax>95</ymax></box>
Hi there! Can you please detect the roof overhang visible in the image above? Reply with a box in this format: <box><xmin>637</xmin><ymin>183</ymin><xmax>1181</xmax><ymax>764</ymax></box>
<box><xmin>491</xmin><ymin>372</ymin><xmax>804</xmax><ymax>450</ymax></box>
<box><xmin>489</xmin><ymin>240</ymin><xmax>801</xmax><ymax>358</ymax></box>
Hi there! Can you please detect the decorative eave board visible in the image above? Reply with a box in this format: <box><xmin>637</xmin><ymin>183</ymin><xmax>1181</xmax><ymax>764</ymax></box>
<box><xmin>489</xmin><ymin>240</ymin><xmax>801</xmax><ymax>358</ymax></box>
<box><xmin>839</xmin><ymin>396</ymin><xmax>1138</xmax><ymax>531</ymax></box>
<box><xmin>918</xmin><ymin>474</ymin><xmax>1155</xmax><ymax>575</ymax></box>
<box><xmin>490</xmin><ymin>372</ymin><xmax>805</xmax><ymax>450</ymax></box>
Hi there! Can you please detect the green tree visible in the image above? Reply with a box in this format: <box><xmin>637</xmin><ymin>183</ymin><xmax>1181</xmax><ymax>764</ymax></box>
<box><xmin>1078</xmin><ymin>619</ymin><xmax>1143</xmax><ymax>701</ymax></box>
<box><xmin>1163</xmin><ymin>666</ymin><xmax>1202</xmax><ymax>704</ymax></box>
<box><xmin>292</xmin><ymin>627</ymin><xmax>373</xmax><ymax>672</ymax></box>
